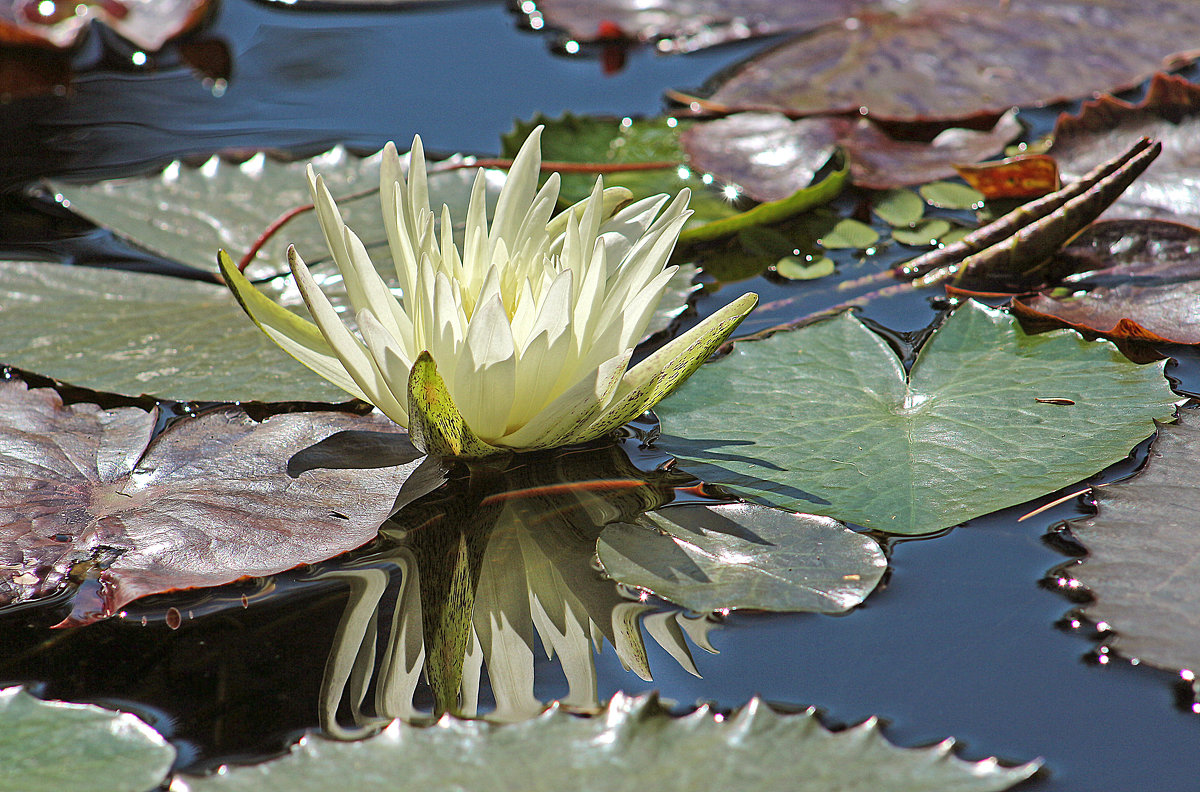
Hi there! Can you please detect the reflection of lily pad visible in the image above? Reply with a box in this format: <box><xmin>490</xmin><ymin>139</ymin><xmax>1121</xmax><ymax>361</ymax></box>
<box><xmin>655</xmin><ymin>301</ymin><xmax>1177</xmax><ymax>535</ymax></box>
<box><xmin>0</xmin><ymin>686</ymin><xmax>174</xmax><ymax>792</ymax></box>
<box><xmin>597</xmin><ymin>503</ymin><xmax>885</xmax><ymax>613</ymax></box>
<box><xmin>183</xmin><ymin>691</ymin><xmax>1038</xmax><ymax>792</ymax></box>
<box><xmin>0</xmin><ymin>260</ymin><xmax>346</xmax><ymax>402</ymax></box>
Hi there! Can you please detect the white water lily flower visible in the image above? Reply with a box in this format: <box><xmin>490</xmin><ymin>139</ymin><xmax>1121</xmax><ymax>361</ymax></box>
<box><xmin>220</xmin><ymin>127</ymin><xmax>757</xmax><ymax>457</ymax></box>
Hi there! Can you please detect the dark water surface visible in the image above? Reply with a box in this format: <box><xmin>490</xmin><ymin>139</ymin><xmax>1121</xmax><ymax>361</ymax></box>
<box><xmin>2</xmin><ymin>3</ymin><xmax>1198</xmax><ymax>791</ymax></box>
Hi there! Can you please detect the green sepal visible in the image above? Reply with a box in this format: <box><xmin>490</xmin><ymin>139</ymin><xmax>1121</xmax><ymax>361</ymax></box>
<box><xmin>407</xmin><ymin>351</ymin><xmax>506</xmax><ymax>459</ymax></box>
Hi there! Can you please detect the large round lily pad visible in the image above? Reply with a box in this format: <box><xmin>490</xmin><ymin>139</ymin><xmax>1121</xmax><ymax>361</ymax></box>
<box><xmin>702</xmin><ymin>0</ymin><xmax>1200</xmax><ymax>122</ymax></box>
<box><xmin>655</xmin><ymin>301</ymin><xmax>1178</xmax><ymax>535</ymax></box>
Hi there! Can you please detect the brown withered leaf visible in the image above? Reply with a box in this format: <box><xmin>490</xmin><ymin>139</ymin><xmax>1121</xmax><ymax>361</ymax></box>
<box><xmin>0</xmin><ymin>380</ymin><xmax>446</xmax><ymax>625</ymax></box>
<box><xmin>954</xmin><ymin>155</ymin><xmax>1060</xmax><ymax>201</ymax></box>
<box><xmin>700</xmin><ymin>0</ymin><xmax>1200</xmax><ymax>123</ymax></box>
<box><xmin>1012</xmin><ymin>219</ymin><xmax>1200</xmax><ymax>348</ymax></box>
<box><xmin>680</xmin><ymin>110</ymin><xmax>1020</xmax><ymax>198</ymax></box>
<box><xmin>1050</xmin><ymin>73</ymin><xmax>1200</xmax><ymax>226</ymax></box>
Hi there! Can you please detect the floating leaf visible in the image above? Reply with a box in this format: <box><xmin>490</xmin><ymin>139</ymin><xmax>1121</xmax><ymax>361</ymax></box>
<box><xmin>520</xmin><ymin>0</ymin><xmax>856</xmax><ymax>54</ymax></box>
<box><xmin>699</xmin><ymin>0</ymin><xmax>1200</xmax><ymax>122</ymax></box>
<box><xmin>181</xmin><ymin>691</ymin><xmax>1038</xmax><ymax>792</ymax></box>
<box><xmin>655</xmin><ymin>301</ymin><xmax>1177</xmax><ymax>535</ymax></box>
<box><xmin>775</xmin><ymin>256</ymin><xmax>835</xmax><ymax>281</ymax></box>
<box><xmin>1049</xmin><ymin>73</ymin><xmax>1200</xmax><ymax>226</ymax></box>
<box><xmin>1067</xmin><ymin>408</ymin><xmax>1200</xmax><ymax>676</ymax></box>
<box><xmin>597</xmin><ymin>503</ymin><xmax>885</xmax><ymax>613</ymax></box>
<box><xmin>1013</xmin><ymin>220</ymin><xmax>1200</xmax><ymax>346</ymax></box>
<box><xmin>54</xmin><ymin>146</ymin><xmax>500</xmax><ymax>281</ymax></box>
<box><xmin>893</xmin><ymin>219</ymin><xmax>952</xmax><ymax>247</ymax></box>
<box><xmin>680</xmin><ymin>110</ymin><xmax>1020</xmax><ymax>195</ymax></box>
<box><xmin>0</xmin><ymin>687</ymin><xmax>174</xmax><ymax>792</ymax></box>
<box><xmin>918</xmin><ymin>182</ymin><xmax>984</xmax><ymax>211</ymax></box>
<box><xmin>0</xmin><ymin>379</ymin><xmax>446</xmax><ymax>624</ymax></box>
<box><xmin>0</xmin><ymin>260</ymin><xmax>347</xmax><ymax>402</ymax></box>
<box><xmin>873</xmin><ymin>189</ymin><xmax>926</xmax><ymax>227</ymax></box>
<box><xmin>818</xmin><ymin>217</ymin><xmax>879</xmax><ymax>250</ymax></box>
<box><xmin>954</xmin><ymin>155</ymin><xmax>1060</xmax><ymax>200</ymax></box>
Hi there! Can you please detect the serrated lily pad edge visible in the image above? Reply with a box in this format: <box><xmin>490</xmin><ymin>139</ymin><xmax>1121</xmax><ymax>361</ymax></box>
<box><xmin>177</xmin><ymin>692</ymin><xmax>1040</xmax><ymax>790</ymax></box>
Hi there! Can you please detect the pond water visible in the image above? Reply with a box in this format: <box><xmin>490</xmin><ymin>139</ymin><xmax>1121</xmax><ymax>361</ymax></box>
<box><xmin>2</xmin><ymin>2</ymin><xmax>1199</xmax><ymax>790</ymax></box>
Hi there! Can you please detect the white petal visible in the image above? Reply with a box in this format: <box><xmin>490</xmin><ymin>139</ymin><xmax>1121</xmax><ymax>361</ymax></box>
<box><xmin>356</xmin><ymin>309</ymin><xmax>411</xmax><ymax>424</ymax></box>
<box><xmin>452</xmin><ymin>294</ymin><xmax>517</xmax><ymax>441</ymax></box>
<box><xmin>498</xmin><ymin>349</ymin><xmax>631</xmax><ymax>449</ymax></box>
<box><xmin>289</xmin><ymin>246</ymin><xmax>409</xmax><ymax>425</ymax></box>
<box><xmin>491</xmin><ymin>125</ymin><xmax>542</xmax><ymax>253</ymax></box>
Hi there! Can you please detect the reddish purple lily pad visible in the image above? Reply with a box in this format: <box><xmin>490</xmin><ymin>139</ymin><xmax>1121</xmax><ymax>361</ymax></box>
<box><xmin>1012</xmin><ymin>219</ymin><xmax>1200</xmax><ymax>347</ymax></box>
<box><xmin>520</xmin><ymin>0</ymin><xmax>861</xmax><ymax>54</ymax></box>
<box><xmin>700</xmin><ymin>0</ymin><xmax>1200</xmax><ymax>123</ymax></box>
<box><xmin>680</xmin><ymin>110</ymin><xmax>1020</xmax><ymax>198</ymax></box>
<box><xmin>1049</xmin><ymin>73</ymin><xmax>1200</xmax><ymax>226</ymax></box>
<box><xmin>0</xmin><ymin>380</ymin><xmax>446</xmax><ymax>625</ymax></box>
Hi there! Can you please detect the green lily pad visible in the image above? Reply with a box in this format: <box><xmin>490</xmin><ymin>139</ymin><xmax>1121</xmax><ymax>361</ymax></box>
<box><xmin>873</xmin><ymin>189</ymin><xmax>926</xmax><ymax>227</ymax></box>
<box><xmin>655</xmin><ymin>301</ymin><xmax>1177</xmax><ymax>535</ymax></box>
<box><xmin>181</xmin><ymin>691</ymin><xmax>1038</xmax><ymax>792</ymax></box>
<box><xmin>919</xmin><ymin>181</ymin><xmax>985</xmax><ymax>210</ymax></box>
<box><xmin>597</xmin><ymin>502</ymin><xmax>886</xmax><ymax>613</ymax></box>
<box><xmin>53</xmin><ymin>146</ymin><xmax>498</xmax><ymax>281</ymax></box>
<box><xmin>0</xmin><ymin>687</ymin><xmax>174</xmax><ymax>792</ymax></box>
<box><xmin>775</xmin><ymin>255</ymin><xmax>835</xmax><ymax>280</ymax></box>
<box><xmin>818</xmin><ymin>217</ymin><xmax>879</xmax><ymax>250</ymax></box>
<box><xmin>0</xmin><ymin>260</ymin><xmax>346</xmax><ymax>402</ymax></box>
<box><xmin>893</xmin><ymin>219</ymin><xmax>952</xmax><ymax>247</ymax></box>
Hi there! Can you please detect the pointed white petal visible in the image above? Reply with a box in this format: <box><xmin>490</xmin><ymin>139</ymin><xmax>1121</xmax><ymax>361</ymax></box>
<box><xmin>498</xmin><ymin>348</ymin><xmax>631</xmax><ymax>449</ymax></box>
<box><xmin>289</xmin><ymin>246</ymin><xmax>410</xmax><ymax>425</ymax></box>
<box><xmin>219</xmin><ymin>251</ymin><xmax>370</xmax><ymax>402</ymax></box>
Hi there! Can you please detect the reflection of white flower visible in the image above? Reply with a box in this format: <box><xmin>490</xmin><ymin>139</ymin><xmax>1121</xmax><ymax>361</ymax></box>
<box><xmin>221</xmin><ymin>127</ymin><xmax>756</xmax><ymax>457</ymax></box>
<box><xmin>315</xmin><ymin>481</ymin><xmax>717</xmax><ymax>733</ymax></box>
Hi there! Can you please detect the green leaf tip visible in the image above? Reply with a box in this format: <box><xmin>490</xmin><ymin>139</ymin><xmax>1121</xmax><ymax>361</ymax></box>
<box><xmin>407</xmin><ymin>351</ymin><xmax>506</xmax><ymax>459</ymax></box>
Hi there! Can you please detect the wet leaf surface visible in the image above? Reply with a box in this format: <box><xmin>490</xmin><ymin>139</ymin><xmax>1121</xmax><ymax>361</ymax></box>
<box><xmin>1068</xmin><ymin>408</ymin><xmax>1200</xmax><ymax>675</ymax></box>
<box><xmin>0</xmin><ymin>260</ymin><xmax>348</xmax><ymax>403</ymax></box>
<box><xmin>597</xmin><ymin>502</ymin><xmax>885</xmax><ymax>613</ymax></box>
<box><xmin>1013</xmin><ymin>220</ymin><xmax>1200</xmax><ymax>346</ymax></box>
<box><xmin>1049</xmin><ymin>73</ymin><xmax>1200</xmax><ymax>226</ymax></box>
<box><xmin>53</xmin><ymin>145</ymin><xmax>502</xmax><ymax>282</ymax></box>
<box><xmin>0</xmin><ymin>686</ymin><xmax>174</xmax><ymax>792</ymax></box>
<box><xmin>701</xmin><ymin>0</ymin><xmax>1200</xmax><ymax>122</ymax></box>
<box><xmin>53</xmin><ymin>143</ymin><xmax>695</xmax><ymax>341</ymax></box>
<box><xmin>519</xmin><ymin>0</ymin><xmax>859</xmax><ymax>53</ymax></box>
<box><xmin>182</xmin><ymin>691</ymin><xmax>1038</xmax><ymax>792</ymax></box>
<box><xmin>680</xmin><ymin>110</ymin><xmax>1020</xmax><ymax>196</ymax></box>
<box><xmin>654</xmin><ymin>301</ymin><xmax>1177</xmax><ymax>535</ymax></box>
<box><xmin>0</xmin><ymin>379</ymin><xmax>446</xmax><ymax>624</ymax></box>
